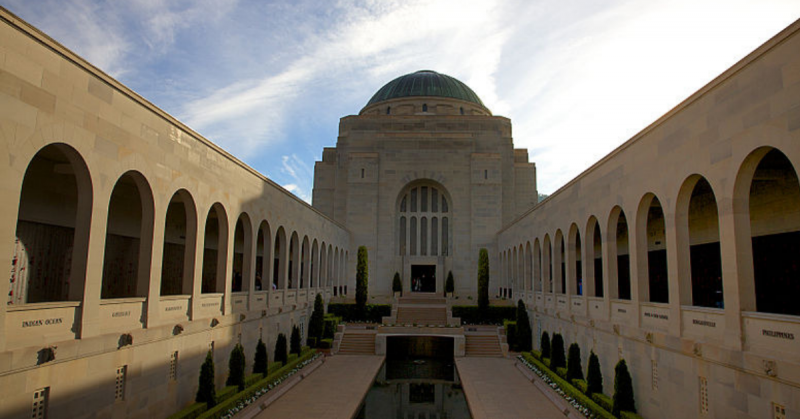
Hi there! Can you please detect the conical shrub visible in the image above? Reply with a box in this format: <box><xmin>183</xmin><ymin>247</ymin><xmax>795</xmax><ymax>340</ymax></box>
<box><xmin>550</xmin><ymin>333</ymin><xmax>566</xmax><ymax>370</ymax></box>
<box><xmin>541</xmin><ymin>331</ymin><xmax>551</xmax><ymax>359</ymax></box>
<box><xmin>308</xmin><ymin>294</ymin><xmax>325</xmax><ymax>347</ymax></box>
<box><xmin>567</xmin><ymin>343</ymin><xmax>583</xmax><ymax>381</ymax></box>
<box><xmin>613</xmin><ymin>359</ymin><xmax>636</xmax><ymax>416</ymax></box>
<box><xmin>226</xmin><ymin>344</ymin><xmax>246</xmax><ymax>391</ymax></box>
<box><xmin>196</xmin><ymin>350</ymin><xmax>216</xmax><ymax>407</ymax></box>
<box><xmin>253</xmin><ymin>338</ymin><xmax>267</xmax><ymax>375</ymax></box>
<box><xmin>290</xmin><ymin>325</ymin><xmax>302</xmax><ymax>355</ymax></box>
<box><xmin>274</xmin><ymin>333</ymin><xmax>288</xmax><ymax>365</ymax></box>
<box><xmin>515</xmin><ymin>300</ymin><xmax>532</xmax><ymax>352</ymax></box>
<box><xmin>587</xmin><ymin>350</ymin><xmax>603</xmax><ymax>396</ymax></box>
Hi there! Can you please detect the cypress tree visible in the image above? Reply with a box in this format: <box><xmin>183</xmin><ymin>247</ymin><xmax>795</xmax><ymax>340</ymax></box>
<box><xmin>478</xmin><ymin>248</ymin><xmax>490</xmax><ymax>311</ymax></box>
<box><xmin>226</xmin><ymin>344</ymin><xmax>246</xmax><ymax>391</ymax></box>
<box><xmin>567</xmin><ymin>343</ymin><xmax>583</xmax><ymax>381</ymax></box>
<box><xmin>308</xmin><ymin>294</ymin><xmax>325</xmax><ymax>347</ymax></box>
<box><xmin>356</xmin><ymin>246</ymin><xmax>368</xmax><ymax>318</ymax></box>
<box><xmin>196</xmin><ymin>350</ymin><xmax>216</xmax><ymax>407</ymax></box>
<box><xmin>290</xmin><ymin>325</ymin><xmax>302</xmax><ymax>355</ymax></box>
<box><xmin>253</xmin><ymin>338</ymin><xmax>267</xmax><ymax>375</ymax></box>
<box><xmin>515</xmin><ymin>300</ymin><xmax>532</xmax><ymax>352</ymax></box>
<box><xmin>274</xmin><ymin>333</ymin><xmax>288</xmax><ymax>365</ymax></box>
<box><xmin>587</xmin><ymin>350</ymin><xmax>603</xmax><ymax>396</ymax></box>
<box><xmin>551</xmin><ymin>333</ymin><xmax>566</xmax><ymax>370</ymax></box>
<box><xmin>392</xmin><ymin>272</ymin><xmax>402</xmax><ymax>295</ymax></box>
<box><xmin>541</xmin><ymin>331</ymin><xmax>551</xmax><ymax>359</ymax></box>
<box><xmin>445</xmin><ymin>271</ymin><xmax>454</xmax><ymax>295</ymax></box>
<box><xmin>613</xmin><ymin>359</ymin><xmax>636</xmax><ymax>416</ymax></box>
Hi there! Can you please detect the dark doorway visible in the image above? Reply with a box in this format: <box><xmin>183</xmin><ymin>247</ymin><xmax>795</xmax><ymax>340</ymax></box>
<box><xmin>411</xmin><ymin>265</ymin><xmax>436</xmax><ymax>292</ymax></box>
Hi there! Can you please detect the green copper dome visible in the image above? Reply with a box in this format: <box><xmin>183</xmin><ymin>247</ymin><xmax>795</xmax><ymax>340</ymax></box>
<box><xmin>366</xmin><ymin>70</ymin><xmax>485</xmax><ymax>107</ymax></box>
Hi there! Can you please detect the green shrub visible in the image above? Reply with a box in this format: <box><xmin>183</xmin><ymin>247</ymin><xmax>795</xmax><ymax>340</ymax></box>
<box><xmin>196</xmin><ymin>350</ymin><xmax>317</xmax><ymax>419</ymax></box>
<box><xmin>451</xmin><ymin>306</ymin><xmax>516</xmax><ymax>325</ymax></box>
<box><xmin>307</xmin><ymin>294</ymin><xmax>325</xmax><ymax>347</ymax></box>
<box><xmin>515</xmin><ymin>300</ymin><xmax>532</xmax><ymax>352</ymax></box>
<box><xmin>216</xmin><ymin>385</ymin><xmax>237</xmax><ymax>404</ymax></box>
<box><xmin>290</xmin><ymin>325</ymin><xmax>302</xmax><ymax>355</ymax></box>
<box><xmin>504</xmin><ymin>320</ymin><xmax>517</xmax><ymax>351</ymax></box>
<box><xmin>319</xmin><ymin>338</ymin><xmax>333</xmax><ymax>349</ymax></box>
<box><xmin>572</xmin><ymin>378</ymin><xmax>588</xmax><ymax>394</ymax></box>
<box><xmin>267</xmin><ymin>362</ymin><xmax>282</xmax><ymax>376</ymax></box>
<box><xmin>445</xmin><ymin>271</ymin><xmax>454</xmax><ymax>294</ymax></box>
<box><xmin>478</xmin><ymin>248</ymin><xmax>489</xmax><ymax>311</ymax></box>
<box><xmin>521</xmin><ymin>353</ymin><xmax>616</xmax><ymax>419</ymax></box>
<box><xmin>356</xmin><ymin>246</ymin><xmax>368</xmax><ymax>315</ymax></box>
<box><xmin>226</xmin><ymin>344</ymin><xmax>246</xmax><ymax>391</ymax></box>
<box><xmin>327</xmin><ymin>303</ymin><xmax>391</xmax><ymax>323</ymax></box>
<box><xmin>531</xmin><ymin>350</ymin><xmax>542</xmax><ymax>361</ymax></box>
<box><xmin>541</xmin><ymin>331</ymin><xmax>551</xmax><ymax>359</ymax></box>
<box><xmin>550</xmin><ymin>334</ymin><xmax>566</xmax><ymax>370</ymax></box>
<box><xmin>274</xmin><ymin>333</ymin><xmax>288</xmax><ymax>365</ymax></box>
<box><xmin>557</xmin><ymin>367</ymin><xmax>567</xmax><ymax>378</ymax></box>
<box><xmin>244</xmin><ymin>373</ymin><xmax>263</xmax><ymax>388</ymax></box>
<box><xmin>567</xmin><ymin>343</ymin><xmax>583</xmax><ymax>382</ymax></box>
<box><xmin>543</xmin><ymin>358</ymin><xmax>551</xmax><ymax>368</ymax></box>
<box><xmin>195</xmin><ymin>350</ymin><xmax>216</xmax><ymax>408</ymax></box>
<box><xmin>613</xmin><ymin>359</ymin><xmax>636</xmax><ymax>417</ymax></box>
<box><xmin>587</xmin><ymin>350</ymin><xmax>603</xmax><ymax>396</ymax></box>
<box><xmin>323</xmin><ymin>314</ymin><xmax>340</xmax><ymax>338</ymax></box>
<box><xmin>593</xmin><ymin>393</ymin><xmax>613</xmax><ymax>412</ymax></box>
<box><xmin>620</xmin><ymin>412</ymin><xmax>645</xmax><ymax>419</ymax></box>
<box><xmin>392</xmin><ymin>272</ymin><xmax>402</xmax><ymax>295</ymax></box>
<box><xmin>287</xmin><ymin>353</ymin><xmax>298</xmax><ymax>364</ymax></box>
<box><xmin>253</xmin><ymin>338</ymin><xmax>267</xmax><ymax>375</ymax></box>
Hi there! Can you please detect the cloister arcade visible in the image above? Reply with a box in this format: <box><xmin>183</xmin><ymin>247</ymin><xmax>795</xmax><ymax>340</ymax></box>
<box><xmin>500</xmin><ymin>146</ymin><xmax>800</xmax><ymax>319</ymax></box>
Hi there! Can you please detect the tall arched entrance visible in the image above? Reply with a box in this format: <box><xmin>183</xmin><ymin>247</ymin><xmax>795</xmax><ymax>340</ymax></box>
<box><xmin>396</xmin><ymin>181</ymin><xmax>451</xmax><ymax>294</ymax></box>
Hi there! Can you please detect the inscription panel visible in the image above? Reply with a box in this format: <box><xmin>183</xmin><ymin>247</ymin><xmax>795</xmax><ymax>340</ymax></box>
<box><xmin>588</xmin><ymin>298</ymin><xmax>606</xmax><ymax>320</ymax></box>
<box><xmin>682</xmin><ymin>307</ymin><xmax>724</xmax><ymax>341</ymax></box>
<box><xmin>6</xmin><ymin>303</ymin><xmax>79</xmax><ymax>349</ymax></box>
<box><xmin>99</xmin><ymin>299</ymin><xmax>145</xmax><ymax>334</ymax></box>
<box><xmin>160</xmin><ymin>295</ymin><xmax>190</xmax><ymax>322</ymax></box>
<box><xmin>743</xmin><ymin>312</ymin><xmax>800</xmax><ymax>354</ymax></box>
<box><xmin>611</xmin><ymin>300</ymin><xmax>633</xmax><ymax>324</ymax></box>
<box><xmin>641</xmin><ymin>303</ymin><xmax>670</xmax><ymax>332</ymax></box>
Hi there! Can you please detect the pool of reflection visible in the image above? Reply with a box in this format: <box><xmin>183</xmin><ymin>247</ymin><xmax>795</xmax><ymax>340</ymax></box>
<box><xmin>354</xmin><ymin>356</ymin><xmax>472</xmax><ymax>419</ymax></box>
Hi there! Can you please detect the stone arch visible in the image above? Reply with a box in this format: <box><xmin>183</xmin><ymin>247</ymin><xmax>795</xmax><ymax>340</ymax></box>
<box><xmin>311</xmin><ymin>239</ymin><xmax>319</xmax><ymax>288</ymax></box>
<box><xmin>512</xmin><ymin>247</ymin><xmax>518</xmax><ymax>297</ymax></box>
<box><xmin>554</xmin><ymin>230</ymin><xmax>565</xmax><ymax>294</ymax></box>
<box><xmin>525</xmin><ymin>241</ymin><xmax>533</xmax><ymax>291</ymax></box>
<box><xmin>289</xmin><ymin>232</ymin><xmax>300</xmax><ymax>289</ymax></box>
<box><xmin>733</xmin><ymin>147</ymin><xmax>800</xmax><ymax>315</ymax></box>
<box><xmin>333</xmin><ymin>247</ymin><xmax>339</xmax><ymax>295</ymax></box>
<box><xmin>11</xmin><ymin>143</ymin><xmax>93</xmax><ymax>304</ymax></box>
<box><xmin>160</xmin><ymin>189</ymin><xmax>197</xmax><ymax>296</ymax></box>
<box><xmin>585</xmin><ymin>216</ymin><xmax>603</xmax><ymax>298</ymax></box>
<box><xmin>232</xmin><ymin>212</ymin><xmax>253</xmax><ymax>293</ymax></box>
<box><xmin>533</xmin><ymin>238</ymin><xmax>542</xmax><ymax>292</ymax></box>
<box><xmin>301</xmin><ymin>235</ymin><xmax>310</xmax><ymax>288</ymax></box>
<box><xmin>201</xmin><ymin>203</ymin><xmax>228</xmax><ymax>294</ymax></box>
<box><xmin>676</xmin><ymin>175</ymin><xmax>723</xmax><ymax>308</ymax></box>
<box><xmin>396</xmin><ymin>180</ymin><xmax>452</xmax><ymax>257</ymax></box>
<box><xmin>568</xmin><ymin>223</ymin><xmax>583</xmax><ymax>296</ymax></box>
<box><xmin>273</xmin><ymin>227</ymin><xmax>287</xmax><ymax>289</ymax></box>
<box><xmin>543</xmin><ymin>234</ymin><xmax>552</xmax><ymax>293</ymax></box>
<box><xmin>607</xmin><ymin>206</ymin><xmax>631</xmax><ymax>300</ymax></box>
<box><xmin>319</xmin><ymin>242</ymin><xmax>327</xmax><ymax>288</ymax></box>
<box><xmin>636</xmin><ymin>193</ymin><xmax>668</xmax><ymax>303</ymax></box>
<box><xmin>101</xmin><ymin>170</ymin><xmax>155</xmax><ymax>299</ymax></box>
<box><xmin>255</xmin><ymin>220</ymin><xmax>271</xmax><ymax>291</ymax></box>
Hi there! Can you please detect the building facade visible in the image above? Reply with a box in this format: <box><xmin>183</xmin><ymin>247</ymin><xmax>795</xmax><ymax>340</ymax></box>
<box><xmin>1</xmin><ymin>4</ymin><xmax>799</xmax><ymax>419</ymax></box>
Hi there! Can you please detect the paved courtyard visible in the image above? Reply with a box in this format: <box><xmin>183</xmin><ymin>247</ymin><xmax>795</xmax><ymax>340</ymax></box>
<box><xmin>252</xmin><ymin>355</ymin><xmax>384</xmax><ymax>419</ymax></box>
<box><xmin>456</xmin><ymin>357</ymin><xmax>568</xmax><ymax>419</ymax></box>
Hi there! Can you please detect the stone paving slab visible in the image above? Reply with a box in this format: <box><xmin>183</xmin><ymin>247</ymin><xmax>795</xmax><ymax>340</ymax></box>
<box><xmin>252</xmin><ymin>355</ymin><xmax>384</xmax><ymax>419</ymax></box>
<box><xmin>456</xmin><ymin>357</ymin><xmax>568</xmax><ymax>419</ymax></box>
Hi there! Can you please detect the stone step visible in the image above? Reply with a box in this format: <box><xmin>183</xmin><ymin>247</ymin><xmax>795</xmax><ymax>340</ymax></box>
<box><xmin>465</xmin><ymin>334</ymin><xmax>502</xmax><ymax>357</ymax></box>
<box><xmin>337</xmin><ymin>332</ymin><xmax>376</xmax><ymax>355</ymax></box>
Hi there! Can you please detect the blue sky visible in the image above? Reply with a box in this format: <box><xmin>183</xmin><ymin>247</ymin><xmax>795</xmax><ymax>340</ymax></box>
<box><xmin>5</xmin><ymin>0</ymin><xmax>799</xmax><ymax>201</ymax></box>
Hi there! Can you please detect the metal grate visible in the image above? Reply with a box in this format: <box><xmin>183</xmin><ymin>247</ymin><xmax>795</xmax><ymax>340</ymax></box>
<box><xmin>773</xmin><ymin>403</ymin><xmax>786</xmax><ymax>419</ymax></box>
<box><xmin>31</xmin><ymin>387</ymin><xmax>48</xmax><ymax>419</ymax></box>
<box><xmin>651</xmin><ymin>360</ymin><xmax>659</xmax><ymax>390</ymax></box>
<box><xmin>115</xmin><ymin>366</ymin><xmax>127</xmax><ymax>401</ymax></box>
<box><xmin>169</xmin><ymin>351</ymin><xmax>179</xmax><ymax>381</ymax></box>
<box><xmin>699</xmin><ymin>376</ymin><xmax>709</xmax><ymax>415</ymax></box>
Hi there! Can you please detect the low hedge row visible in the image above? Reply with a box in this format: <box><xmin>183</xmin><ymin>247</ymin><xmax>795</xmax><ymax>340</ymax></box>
<box><xmin>621</xmin><ymin>412</ymin><xmax>645</xmax><ymax>419</ymax></box>
<box><xmin>327</xmin><ymin>303</ymin><xmax>391</xmax><ymax>323</ymax></box>
<box><xmin>521</xmin><ymin>352</ymin><xmax>616</xmax><ymax>419</ymax></box>
<box><xmin>168</xmin><ymin>348</ymin><xmax>316</xmax><ymax>419</ymax></box>
<box><xmin>197</xmin><ymin>348</ymin><xmax>316</xmax><ymax>419</ymax></box>
<box><xmin>451</xmin><ymin>305</ymin><xmax>516</xmax><ymax>325</ymax></box>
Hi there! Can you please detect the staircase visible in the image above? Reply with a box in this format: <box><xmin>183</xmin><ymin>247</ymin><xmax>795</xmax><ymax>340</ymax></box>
<box><xmin>387</xmin><ymin>294</ymin><xmax>457</xmax><ymax>326</ymax></box>
<box><xmin>464</xmin><ymin>332</ymin><xmax>503</xmax><ymax>357</ymax></box>
<box><xmin>336</xmin><ymin>330</ymin><xmax>376</xmax><ymax>355</ymax></box>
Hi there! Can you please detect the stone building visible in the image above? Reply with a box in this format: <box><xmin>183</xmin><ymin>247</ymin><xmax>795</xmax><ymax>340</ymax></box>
<box><xmin>313</xmin><ymin>70</ymin><xmax>537</xmax><ymax>298</ymax></box>
<box><xmin>1</xmin><ymin>5</ymin><xmax>799</xmax><ymax>419</ymax></box>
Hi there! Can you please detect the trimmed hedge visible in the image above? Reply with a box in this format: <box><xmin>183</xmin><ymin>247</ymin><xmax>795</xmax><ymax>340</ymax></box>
<box><xmin>327</xmin><ymin>303</ymin><xmax>391</xmax><ymax>323</ymax></box>
<box><xmin>593</xmin><ymin>393</ymin><xmax>613</xmax><ymax>412</ymax></box>
<box><xmin>195</xmin><ymin>349</ymin><xmax>317</xmax><ymax>419</ymax></box>
<box><xmin>166</xmin><ymin>402</ymin><xmax>206</xmax><ymax>419</ymax></box>
<box><xmin>556</xmin><ymin>367</ymin><xmax>567</xmax><ymax>379</ymax></box>
<box><xmin>572</xmin><ymin>378</ymin><xmax>588</xmax><ymax>394</ymax></box>
<box><xmin>521</xmin><ymin>352</ymin><xmax>616</xmax><ymax>419</ymax></box>
<box><xmin>244</xmin><ymin>373</ymin><xmax>263</xmax><ymax>388</ymax></box>
<box><xmin>319</xmin><ymin>338</ymin><xmax>333</xmax><ymax>349</ymax></box>
<box><xmin>504</xmin><ymin>320</ymin><xmax>517</xmax><ymax>350</ymax></box>
<box><xmin>451</xmin><ymin>305</ymin><xmax>516</xmax><ymax>325</ymax></box>
<box><xmin>621</xmin><ymin>412</ymin><xmax>645</xmax><ymax>419</ymax></box>
<box><xmin>530</xmin><ymin>350</ymin><xmax>542</xmax><ymax>361</ymax></box>
<box><xmin>323</xmin><ymin>314</ymin><xmax>340</xmax><ymax>339</ymax></box>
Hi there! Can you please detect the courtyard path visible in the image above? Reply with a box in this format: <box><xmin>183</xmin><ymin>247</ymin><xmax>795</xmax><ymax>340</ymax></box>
<box><xmin>456</xmin><ymin>357</ymin><xmax>570</xmax><ymax>419</ymax></box>
<box><xmin>251</xmin><ymin>354</ymin><xmax>383</xmax><ymax>419</ymax></box>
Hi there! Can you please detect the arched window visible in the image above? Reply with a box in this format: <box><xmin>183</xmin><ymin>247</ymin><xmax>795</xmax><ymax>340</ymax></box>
<box><xmin>232</xmin><ymin>214</ymin><xmax>252</xmax><ymax>293</ymax></box>
<box><xmin>161</xmin><ymin>190</ymin><xmax>197</xmax><ymax>296</ymax></box>
<box><xmin>422</xmin><ymin>103</ymin><xmax>428</xmax><ymax>112</ymax></box>
<box><xmin>386</xmin><ymin>106</ymin><xmax>391</xmax><ymax>115</ymax></box>
<box><xmin>397</xmin><ymin>183</ymin><xmax>452</xmax><ymax>257</ymax></box>
<box><xmin>201</xmin><ymin>204</ymin><xmax>228</xmax><ymax>293</ymax></box>
<box><xmin>255</xmin><ymin>221</ymin><xmax>271</xmax><ymax>292</ymax></box>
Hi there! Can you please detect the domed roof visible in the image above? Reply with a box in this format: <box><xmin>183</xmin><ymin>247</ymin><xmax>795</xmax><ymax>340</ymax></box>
<box><xmin>366</xmin><ymin>70</ymin><xmax>485</xmax><ymax>107</ymax></box>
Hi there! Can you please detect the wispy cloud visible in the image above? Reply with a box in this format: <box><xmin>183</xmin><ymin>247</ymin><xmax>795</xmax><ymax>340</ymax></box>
<box><xmin>280</xmin><ymin>154</ymin><xmax>314</xmax><ymax>202</ymax></box>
